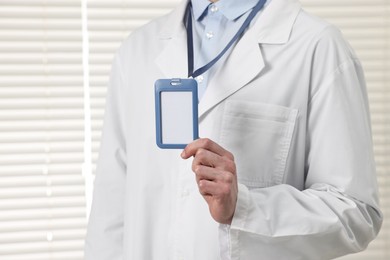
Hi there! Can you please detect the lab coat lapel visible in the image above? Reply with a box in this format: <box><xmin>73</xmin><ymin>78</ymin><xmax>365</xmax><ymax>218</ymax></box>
<box><xmin>198</xmin><ymin>0</ymin><xmax>301</xmax><ymax>118</ymax></box>
<box><xmin>155</xmin><ymin>0</ymin><xmax>189</xmax><ymax>79</ymax></box>
<box><xmin>154</xmin><ymin>0</ymin><xmax>301</xmax><ymax>117</ymax></box>
<box><xmin>198</xmin><ymin>29</ymin><xmax>265</xmax><ymax>118</ymax></box>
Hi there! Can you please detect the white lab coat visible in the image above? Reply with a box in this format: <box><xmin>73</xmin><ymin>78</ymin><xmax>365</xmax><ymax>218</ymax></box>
<box><xmin>85</xmin><ymin>0</ymin><xmax>382</xmax><ymax>259</ymax></box>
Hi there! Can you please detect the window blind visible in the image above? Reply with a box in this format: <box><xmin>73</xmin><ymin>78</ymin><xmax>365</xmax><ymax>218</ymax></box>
<box><xmin>87</xmin><ymin>0</ymin><xmax>179</xmax><ymax>174</ymax></box>
<box><xmin>0</xmin><ymin>0</ymin><xmax>86</xmax><ymax>259</ymax></box>
<box><xmin>87</xmin><ymin>0</ymin><xmax>389</xmax><ymax>259</ymax></box>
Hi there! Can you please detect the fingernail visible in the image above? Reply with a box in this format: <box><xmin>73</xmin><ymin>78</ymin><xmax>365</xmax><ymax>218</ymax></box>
<box><xmin>181</xmin><ymin>150</ymin><xmax>186</xmax><ymax>158</ymax></box>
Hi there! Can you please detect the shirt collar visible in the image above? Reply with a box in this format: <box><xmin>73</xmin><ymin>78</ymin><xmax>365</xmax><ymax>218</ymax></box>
<box><xmin>191</xmin><ymin>0</ymin><xmax>263</xmax><ymax>21</ymax></box>
<box><xmin>191</xmin><ymin>0</ymin><xmax>210</xmax><ymax>21</ymax></box>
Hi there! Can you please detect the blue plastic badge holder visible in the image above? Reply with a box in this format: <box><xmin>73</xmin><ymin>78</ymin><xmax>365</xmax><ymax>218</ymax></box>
<box><xmin>155</xmin><ymin>78</ymin><xmax>199</xmax><ymax>149</ymax></box>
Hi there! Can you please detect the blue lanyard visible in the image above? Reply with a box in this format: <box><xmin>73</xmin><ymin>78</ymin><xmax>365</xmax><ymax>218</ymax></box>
<box><xmin>185</xmin><ymin>0</ymin><xmax>267</xmax><ymax>78</ymax></box>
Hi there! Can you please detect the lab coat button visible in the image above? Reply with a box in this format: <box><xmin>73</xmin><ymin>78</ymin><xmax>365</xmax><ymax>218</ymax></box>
<box><xmin>181</xmin><ymin>189</ymin><xmax>190</xmax><ymax>198</ymax></box>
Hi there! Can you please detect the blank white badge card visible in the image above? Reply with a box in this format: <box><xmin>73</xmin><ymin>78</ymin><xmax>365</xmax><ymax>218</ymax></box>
<box><xmin>155</xmin><ymin>79</ymin><xmax>199</xmax><ymax>149</ymax></box>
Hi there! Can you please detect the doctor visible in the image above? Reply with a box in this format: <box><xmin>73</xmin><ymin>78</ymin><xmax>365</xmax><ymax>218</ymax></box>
<box><xmin>85</xmin><ymin>0</ymin><xmax>382</xmax><ymax>259</ymax></box>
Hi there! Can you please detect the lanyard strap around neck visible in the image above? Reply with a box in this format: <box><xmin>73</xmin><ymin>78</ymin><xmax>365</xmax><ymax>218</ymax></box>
<box><xmin>185</xmin><ymin>0</ymin><xmax>267</xmax><ymax>78</ymax></box>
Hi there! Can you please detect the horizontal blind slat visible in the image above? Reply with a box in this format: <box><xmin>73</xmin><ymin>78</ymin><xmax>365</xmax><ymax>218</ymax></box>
<box><xmin>0</xmin><ymin>197</ymin><xmax>86</xmax><ymax>210</ymax></box>
<box><xmin>0</xmin><ymin>165</ymin><xmax>82</xmax><ymax>177</ymax></box>
<box><xmin>0</xmin><ymin>240</ymin><xmax>85</xmax><ymax>255</ymax></box>
<box><xmin>0</xmin><ymin>208</ymin><xmax>85</xmax><ymax>221</ymax></box>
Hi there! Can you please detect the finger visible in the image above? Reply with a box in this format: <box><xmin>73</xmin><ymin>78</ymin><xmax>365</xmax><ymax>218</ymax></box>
<box><xmin>191</xmin><ymin>148</ymin><xmax>221</xmax><ymax>170</ymax></box>
<box><xmin>192</xmin><ymin>149</ymin><xmax>236</xmax><ymax>174</ymax></box>
<box><xmin>197</xmin><ymin>171</ymin><xmax>235</xmax><ymax>194</ymax></box>
<box><xmin>198</xmin><ymin>179</ymin><xmax>221</xmax><ymax>196</ymax></box>
<box><xmin>194</xmin><ymin>165</ymin><xmax>223</xmax><ymax>183</ymax></box>
<box><xmin>182</xmin><ymin>138</ymin><xmax>234</xmax><ymax>160</ymax></box>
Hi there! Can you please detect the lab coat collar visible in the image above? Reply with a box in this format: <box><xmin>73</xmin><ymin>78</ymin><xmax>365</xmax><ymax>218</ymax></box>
<box><xmin>155</xmin><ymin>0</ymin><xmax>301</xmax><ymax>117</ymax></box>
<box><xmin>255</xmin><ymin>0</ymin><xmax>301</xmax><ymax>44</ymax></box>
<box><xmin>155</xmin><ymin>0</ymin><xmax>189</xmax><ymax>78</ymax></box>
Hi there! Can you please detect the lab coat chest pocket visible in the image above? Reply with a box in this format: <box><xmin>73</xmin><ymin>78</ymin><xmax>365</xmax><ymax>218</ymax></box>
<box><xmin>219</xmin><ymin>100</ymin><xmax>298</xmax><ymax>188</ymax></box>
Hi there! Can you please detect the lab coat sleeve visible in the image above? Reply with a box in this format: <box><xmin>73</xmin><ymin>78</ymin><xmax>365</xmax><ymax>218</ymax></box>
<box><xmin>226</xmin><ymin>31</ymin><xmax>383</xmax><ymax>259</ymax></box>
<box><xmin>85</xmin><ymin>52</ymin><xmax>127</xmax><ymax>260</ymax></box>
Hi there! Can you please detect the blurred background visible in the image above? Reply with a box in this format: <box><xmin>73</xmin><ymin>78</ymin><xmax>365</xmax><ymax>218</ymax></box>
<box><xmin>0</xmin><ymin>0</ymin><xmax>388</xmax><ymax>259</ymax></box>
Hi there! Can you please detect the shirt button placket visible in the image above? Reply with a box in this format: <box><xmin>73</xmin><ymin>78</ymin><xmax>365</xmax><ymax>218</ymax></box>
<box><xmin>205</xmin><ymin>5</ymin><xmax>217</xmax><ymax>40</ymax></box>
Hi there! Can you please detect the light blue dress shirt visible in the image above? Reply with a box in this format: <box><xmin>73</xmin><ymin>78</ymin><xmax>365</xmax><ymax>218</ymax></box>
<box><xmin>190</xmin><ymin>0</ymin><xmax>270</xmax><ymax>99</ymax></box>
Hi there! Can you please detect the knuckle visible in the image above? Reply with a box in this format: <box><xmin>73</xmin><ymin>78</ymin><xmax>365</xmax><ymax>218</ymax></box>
<box><xmin>194</xmin><ymin>166</ymin><xmax>202</xmax><ymax>175</ymax></box>
<box><xmin>194</xmin><ymin>148</ymin><xmax>204</xmax><ymax>158</ymax></box>
<box><xmin>226</xmin><ymin>151</ymin><xmax>234</xmax><ymax>161</ymax></box>
<box><xmin>195</xmin><ymin>150</ymin><xmax>207</xmax><ymax>162</ymax></box>
<box><xmin>221</xmin><ymin>184</ymin><xmax>231</xmax><ymax>196</ymax></box>
<box><xmin>198</xmin><ymin>181</ymin><xmax>207</xmax><ymax>192</ymax></box>
<box><xmin>222</xmin><ymin>158</ymin><xmax>236</xmax><ymax>173</ymax></box>
<box><xmin>224</xmin><ymin>173</ymin><xmax>234</xmax><ymax>184</ymax></box>
<box><xmin>191</xmin><ymin>161</ymin><xmax>198</xmax><ymax>172</ymax></box>
<box><xmin>196</xmin><ymin>148</ymin><xmax>206</xmax><ymax>157</ymax></box>
<box><xmin>226</xmin><ymin>160</ymin><xmax>235</xmax><ymax>172</ymax></box>
<box><xmin>201</xmin><ymin>138</ymin><xmax>212</xmax><ymax>148</ymax></box>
